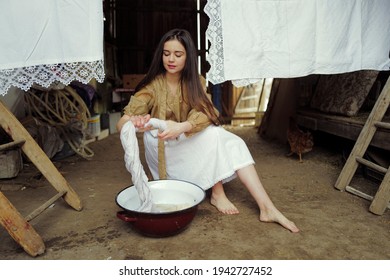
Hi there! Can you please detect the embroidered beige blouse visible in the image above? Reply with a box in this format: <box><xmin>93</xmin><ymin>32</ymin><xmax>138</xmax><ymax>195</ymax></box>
<box><xmin>123</xmin><ymin>74</ymin><xmax>215</xmax><ymax>178</ymax></box>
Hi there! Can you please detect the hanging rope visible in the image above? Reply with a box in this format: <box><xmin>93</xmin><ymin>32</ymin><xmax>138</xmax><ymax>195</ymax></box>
<box><xmin>24</xmin><ymin>86</ymin><xmax>94</xmax><ymax>159</ymax></box>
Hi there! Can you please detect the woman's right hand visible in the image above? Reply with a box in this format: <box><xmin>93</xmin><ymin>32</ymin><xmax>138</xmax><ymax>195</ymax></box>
<box><xmin>130</xmin><ymin>114</ymin><xmax>151</xmax><ymax>131</ymax></box>
<box><xmin>116</xmin><ymin>114</ymin><xmax>151</xmax><ymax>132</ymax></box>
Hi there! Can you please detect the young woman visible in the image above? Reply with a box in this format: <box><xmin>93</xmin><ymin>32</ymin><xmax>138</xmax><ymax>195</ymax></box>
<box><xmin>117</xmin><ymin>29</ymin><xmax>299</xmax><ymax>233</ymax></box>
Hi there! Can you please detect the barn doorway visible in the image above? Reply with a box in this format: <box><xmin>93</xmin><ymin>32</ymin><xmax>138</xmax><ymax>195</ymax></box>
<box><xmin>231</xmin><ymin>79</ymin><xmax>274</xmax><ymax>127</ymax></box>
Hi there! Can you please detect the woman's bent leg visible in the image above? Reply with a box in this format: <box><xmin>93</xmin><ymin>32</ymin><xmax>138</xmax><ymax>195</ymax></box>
<box><xmin>237</xmin><ymin>165</ymin><xmax>299</xmax><ymax>233</ymax></box>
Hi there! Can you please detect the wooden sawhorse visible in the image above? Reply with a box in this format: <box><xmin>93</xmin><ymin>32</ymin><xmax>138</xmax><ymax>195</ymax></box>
<box><xmin>0</xmin><ymin>100</ymin><xmax>83</xmax><ymax>257</ymax></box>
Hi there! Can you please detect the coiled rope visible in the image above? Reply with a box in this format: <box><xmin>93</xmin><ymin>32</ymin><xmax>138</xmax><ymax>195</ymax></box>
<box><xmin>24</xmin><ymin>86</ymin><xmax>94</xmax><ymax>159</ymax></box>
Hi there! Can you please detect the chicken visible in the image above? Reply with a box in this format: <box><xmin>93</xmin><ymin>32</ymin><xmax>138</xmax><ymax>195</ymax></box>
<box><xmin>287</xmin><ymin>117</ymin><xmax>314</xmax><ymax>163</ymax></box>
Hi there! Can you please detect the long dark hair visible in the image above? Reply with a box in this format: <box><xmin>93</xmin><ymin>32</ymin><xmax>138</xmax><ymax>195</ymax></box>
<box><xmin>135</xmin><ymin>29</ymin><xmax>220</xmax><ymax>125</ymax></box>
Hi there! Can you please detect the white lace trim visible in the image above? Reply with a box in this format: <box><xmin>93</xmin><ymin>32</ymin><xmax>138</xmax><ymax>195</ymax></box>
<box><xmin>0</xmin><ymin>60</ymin><xmax>105</xmax><ymax>96</ymax></box>
<box><xmin>205</xmin><ymin>0</ymin><xmax>257</xmax><ymax>87</ymax></box>
<box><xmin>204</xmin><ymin>0</ymin><xmax>225</xmax><ymax>85</ymax></box>
<box><xmin>231</xmin><ymin>78</ymin><xmax>262</xmax><ymax>88</ymax></box>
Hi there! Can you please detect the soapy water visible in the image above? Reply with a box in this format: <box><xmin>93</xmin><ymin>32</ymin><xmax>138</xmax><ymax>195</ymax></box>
<box><xmin>151</xmin><ymin>203</ymin><xmax>192</xmax><ymax>213</ymax></box>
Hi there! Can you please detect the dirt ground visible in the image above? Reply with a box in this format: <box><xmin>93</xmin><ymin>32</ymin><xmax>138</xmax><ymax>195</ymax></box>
<box><xmin>0</xmin><ymin>125</ymin><xmax>389</xmax><ymax>260</ymax></box>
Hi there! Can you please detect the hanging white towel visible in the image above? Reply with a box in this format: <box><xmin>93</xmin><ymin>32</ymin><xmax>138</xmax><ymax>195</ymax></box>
<box><xmin>0</xmin><ymin>0</ymin><xmax>104</xmax><ymax>95</ymax></box>
<box><xmin>205</xmin><ymin>0</ymin><xmax>390</xmax><ymax>87</ymax></box>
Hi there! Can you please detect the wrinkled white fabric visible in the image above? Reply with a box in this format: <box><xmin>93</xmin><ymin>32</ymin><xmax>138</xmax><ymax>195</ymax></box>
<box><xmin>120</xmin><ymin>118</ymin><xmax>168</xmax><ymax>212</ymax></box>
<box><xmin>145</xmin><ymin>118</ymin><xmax>168</xmax><ymax>137</ymax></box>
<box><xmin>144</xmin><ymin>125</ymin><xmax>255</xmax><ymax>190</ymax></box>
<box><xmin>205</xmin><ymin>0</ymin><xmax>390</xmax><ymax>87</ymax></box>
<box><xmin>120</xmin><ymin>121</ymin><xmax>153</xmax><ymax>212</ymax></box>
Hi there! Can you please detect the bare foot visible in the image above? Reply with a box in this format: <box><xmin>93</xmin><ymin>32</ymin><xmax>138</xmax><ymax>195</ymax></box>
<box><xmin>260</xmin><ymin>208</ymin><xmax>299</xmax><ymax>233</ymax></box>
<box><xmin>210</xmin><ymin>182</ymin><xmax>239</xmax><ymax>215</ymax></box>
<box><xmin>210</xmin><ymin>195</ymin><xmax>239</xmax><ymax>215</ymax></box>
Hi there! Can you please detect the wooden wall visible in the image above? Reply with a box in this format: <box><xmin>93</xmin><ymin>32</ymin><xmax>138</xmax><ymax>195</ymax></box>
<box><xmin>103</xmin><ymin>0</ymin><xmax>209</xmax><ymax>79</ymax></box>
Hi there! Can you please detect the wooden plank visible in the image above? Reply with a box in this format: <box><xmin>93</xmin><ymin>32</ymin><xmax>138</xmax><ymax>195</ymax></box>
<box><xmin>346</xmin><ymin>186</ymin><xmax>390</xmax><ymax>210</ymax></box>
<box><xmin>0</xmin><ymin>191</ymin><xmax>45</xmax><ymax>257</ymax></box>
<box><xmin>25</xmin><ymin>190</ymin><xmax>67</xmax><ymax>222</ymax></box>
<box><xmin>375</xmin><ymin>121</ymin><xmax>390</xmax><ymax>130</ymax></box>
<box><xmin>355</xmin><ymin>157</ymin><xmax>388</xmax><ymax>174</ymax></box>
<box><xmin>296</xmin><ymin>110</ymin><xmax>390</xmax><ymax>151</ymax></box>
<box><xmin>0</xmin><ymin>101</ymin><xmax>82</xmax><ymax>211</ymax></box>
<box><xmin>0</xmin><ymin>139</ymin><xmax>25</xmax><ymax>151</ymax></box>
<box><xmin>346</xmin><ymin>186</ymin><xmax>376</xmax><ymax>201</ymax></box>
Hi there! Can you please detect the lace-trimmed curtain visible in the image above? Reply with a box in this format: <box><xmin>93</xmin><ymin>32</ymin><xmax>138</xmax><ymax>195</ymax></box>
<box><xmin>205</xmin><ymin>0</ymin><xmax>390</xmax><ymax>87</ymax></box>
<box><xmin>0</xmin><ymin>0</ymin><xmax>105</xmax><ymax>96</ymax></box>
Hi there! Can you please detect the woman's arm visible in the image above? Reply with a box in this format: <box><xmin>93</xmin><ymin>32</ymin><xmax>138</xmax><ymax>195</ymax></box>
<box><xmin>158</xmin><ymin>120</ymin><xmax>192</xmax><ymax>140</ymax></box>
<box><xmin>117</xmin><ymin>85</ymin><xmax>155</xmax><ymax>133</ymax></box>
<box><xmin>116</xmin><ymin>114</ymin><xmax>132</xmax><ymax>133</ymax></box>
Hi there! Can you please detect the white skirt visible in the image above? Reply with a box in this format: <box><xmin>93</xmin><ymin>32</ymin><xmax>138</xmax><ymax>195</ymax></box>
<box><xmin>143</xmin><ymin>125</ymin><xmax>255</xmax><ymax>190</ymax></box>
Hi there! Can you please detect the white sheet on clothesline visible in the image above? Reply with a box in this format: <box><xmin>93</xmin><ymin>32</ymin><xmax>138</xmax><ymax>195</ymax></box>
<box><xmin>205</xmin><ymin>0</ymin><xmax>390</xmax><ymax>87</ymax></box>
<box><xmin>0</xmin><ymin>0</ymin><xmax>103</xmax><ymax>69</ymax></box>
<box><xmin>0</xmin><ymin>0</ymin><xmax>104</xmax><ymax>95</ymax></box>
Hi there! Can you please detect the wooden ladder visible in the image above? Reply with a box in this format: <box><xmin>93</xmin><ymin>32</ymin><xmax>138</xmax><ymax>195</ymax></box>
<box><xmin>0</xmin><ymin>100</ymin><xmax>83</xmax><ymax>257</ymax></box>
<box><xmin>334</xmin><ymin>76</ymin><xmax>390</xmax><ymax>215</ymax></box>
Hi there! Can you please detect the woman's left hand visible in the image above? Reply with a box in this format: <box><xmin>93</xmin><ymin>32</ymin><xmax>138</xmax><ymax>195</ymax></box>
<box><xmin>158</xmin><ymin>120</ymin><xmax>191</xmax><ymax>140</ymax></box>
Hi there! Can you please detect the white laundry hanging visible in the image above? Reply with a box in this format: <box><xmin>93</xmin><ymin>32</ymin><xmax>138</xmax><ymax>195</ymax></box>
<box><xmin>205</xmin><ymin>0</ymin><xmax>390</xmax><ymax>87</ymax></box>
<box><xmin>0</xmin><ymin>0</ymin><xmax>104</xmax><ymax>95</ymax></box>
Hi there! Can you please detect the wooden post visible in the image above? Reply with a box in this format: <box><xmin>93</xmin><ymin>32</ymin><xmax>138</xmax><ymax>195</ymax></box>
<box><xmin>0</xmin><ymin>191</ymin><xmax>45</xmax><ymax>257</ymax></box>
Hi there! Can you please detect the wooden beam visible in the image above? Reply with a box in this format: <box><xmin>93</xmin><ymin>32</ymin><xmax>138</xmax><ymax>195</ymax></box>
<box><xmin>370</xmin><ymin>167</ymin><xmax>390</xmax><ymax>215</ymax></box>
<box><xmin>0</xmin><ymin>191</ymin><xmax>45</xmax><ymax>257</ymax></box>
<box><xmin>296</xmin><ymin>110</ymin><xmax>390</xmax><ymax>151</ymax></box>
